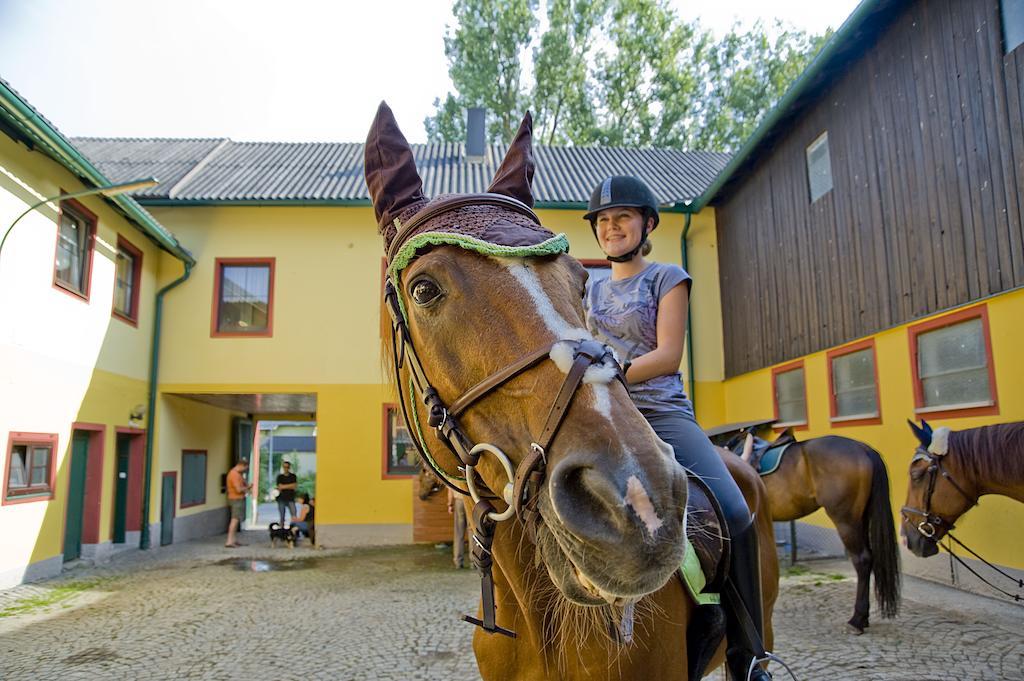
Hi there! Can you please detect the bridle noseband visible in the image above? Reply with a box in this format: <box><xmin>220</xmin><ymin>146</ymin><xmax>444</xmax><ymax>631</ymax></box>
<box><xmin>900</xmin><ymin>447</ymin><xmax>976</xmax><ymax>542</ymax></box>
<box><xmin>382</xmin><ymin>200</ymin><xmax>624</xmax><ymax>636</ymax></box>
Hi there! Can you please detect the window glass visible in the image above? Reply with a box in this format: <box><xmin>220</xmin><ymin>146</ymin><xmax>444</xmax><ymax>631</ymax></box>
<box><xmin>775</xmin><ymin>367</ymin><xmax>807</xmax><ymax>424</ymax></box>
<box><xmin>386</xmin><ymin>407</ymin><xmax>420</xmax><ymax>476</ymax></box>
<box><xmin>806</xmin><ymin>132</ymin><xmax>833</xmax><ymax>202</ymax></box>
<box><xmin>8</xmin><ymin>445</ymin><xmax>28</xmax><ymax>489</ymax></box>
<box><xmin>917</xmin><ymin>318</ymin><xmax>991</xmax><ymax>407</ymax></box>
<box><xmin>114</xmin><ymin>246</ymin><xmax>137</xmax><ymax>317</ymax></box>
<box><xmin>832</xmin><ymin>348</ymin><xmax>878</xmax><ymax>418</ymax></box>
<box><xmin>55</xmin><ymin>208</ymin><xmax>90</xmax><ymax>292</ymax></box>
<box><xmin>29</xmin><ymin>447</ymin><xmax>50</xmax><ymax>486</ymax></box>
<box><xmin>1003</xmin><ymin>0</ymin><xmax>1024</xmax><ymax>53</ymax></box>
<box><xmin>218</xmin><ymin>264</ymin><xmax>270</xmax><ymax>333</ymax></box>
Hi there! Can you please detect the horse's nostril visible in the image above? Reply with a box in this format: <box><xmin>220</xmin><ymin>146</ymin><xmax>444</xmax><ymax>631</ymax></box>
<box><xmin>550</xmin><ymin>464</ymin><xmax>628</xmax><ymax>543</ymax></box>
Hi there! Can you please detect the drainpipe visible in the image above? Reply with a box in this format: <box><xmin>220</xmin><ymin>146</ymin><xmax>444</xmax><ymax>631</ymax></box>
<box><xmin>140</xmin><ymin>262</ymin><xmax>193</xmax><ymax>550</ymax></box>
<box><xmin>679</xmin><ymin>211</ymin><xmax>696</xmax><ymax>409</ymax></box>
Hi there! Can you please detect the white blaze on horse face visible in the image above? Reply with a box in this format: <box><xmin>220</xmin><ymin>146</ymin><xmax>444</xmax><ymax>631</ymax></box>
<box><xmin>501</xmin><ymin>260</ymin><xmax>618</xmax><ymax>421</ymax></box>
<box><xmin>624</xmin><ymin>475</ymin><xmax>664</xmax><ymax>536</ymax></box>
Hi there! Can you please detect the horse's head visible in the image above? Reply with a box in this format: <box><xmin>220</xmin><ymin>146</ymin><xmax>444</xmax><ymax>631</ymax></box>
<box><xmin>901</xmin><ymin>420</ymin><xmax>974</xmax><ymax>557</ymax></box>
<box><xmin>365</xmin><ymin>103</ymin><xmax>687</xmax><ymax>607</ymax></box>
<box><xmin>416</xmin><ymin>462</ymin><xmax>442</xmax><ymax>501</ymax></box>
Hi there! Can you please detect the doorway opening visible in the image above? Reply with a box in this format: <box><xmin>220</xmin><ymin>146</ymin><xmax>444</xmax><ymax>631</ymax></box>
<box><xmin>254</xmin><ymin>420</ymin><xmax>317</xmax><ymax>530</ymax></box>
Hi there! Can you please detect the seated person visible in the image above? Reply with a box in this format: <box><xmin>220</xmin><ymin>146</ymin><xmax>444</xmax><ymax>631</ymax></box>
<box><xmin>290</xmin><ymin>493</ymin><xmax>315</xmax><ymax>542</ymax></box>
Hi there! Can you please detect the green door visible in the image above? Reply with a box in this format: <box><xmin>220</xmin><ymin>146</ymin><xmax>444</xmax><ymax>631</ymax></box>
<box><xmin>112</xmin><ymin>435</ymin><xmax>130</xmax><ymax>544</ymax></box>
<box><xmin>63</xmin><ymin>431</ymin><xmax>89</xmax><ymax>561</ymax></box>
<box><xmin>160</xmin><ymin>474</ymin><xmax>175</xmax><ymax>546</ymax></box>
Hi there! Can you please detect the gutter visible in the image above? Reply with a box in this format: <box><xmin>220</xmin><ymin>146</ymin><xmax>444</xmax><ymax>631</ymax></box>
<box><xmin>0</xmin><ymin>80</ymin><xmax>195</xmax><ymax>266</ymax></box>
<box><xmin>679</xmin><ymin>211</ymin><xmax>696</xmax><ymax>407</ymax></box>
<box><xmin>688</xmin><ymin>0</ymin><xmax>886</xmax><ymax>212</ymax></box>
<box><xmin>140</xmin><ymin>262</ymin><xmax>194</xmax><ymax>550</ymax></box>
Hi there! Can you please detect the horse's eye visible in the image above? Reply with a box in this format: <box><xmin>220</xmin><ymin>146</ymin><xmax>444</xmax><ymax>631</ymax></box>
<box><xmin>410</xmin><ymin>277</ymin><xmax>443</xmax><ymax>306</ymax></box>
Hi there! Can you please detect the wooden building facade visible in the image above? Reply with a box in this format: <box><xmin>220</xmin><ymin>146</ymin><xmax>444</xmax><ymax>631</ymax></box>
<box><xmin>715</xmin><ymin>0</ymin><xmax>1024</xmax><ymax>376</ymax></box>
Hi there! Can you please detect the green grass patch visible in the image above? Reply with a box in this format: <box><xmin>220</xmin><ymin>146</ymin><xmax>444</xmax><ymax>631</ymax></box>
<box><xmin>0</xmin><ymin>579</ymin><xmax>106</xmax><ymax>618</ymax></box>
<box><xmin>785</xmin><ymin>564</ymin><xmax>810</xmax><ymax>577</ymax></box>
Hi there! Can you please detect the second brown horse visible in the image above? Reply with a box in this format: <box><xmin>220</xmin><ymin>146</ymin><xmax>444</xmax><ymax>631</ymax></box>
<box><xmin>746</xmin><ymin>434</ymin><xmax>901</xmax><ymax>633</ymax></box>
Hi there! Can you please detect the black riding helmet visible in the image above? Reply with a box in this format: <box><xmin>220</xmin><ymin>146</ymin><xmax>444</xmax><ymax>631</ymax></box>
<box><xmin>583</xmin><ymin>176</ymin><xmax>660</xmax><ymax>262</ymax></box>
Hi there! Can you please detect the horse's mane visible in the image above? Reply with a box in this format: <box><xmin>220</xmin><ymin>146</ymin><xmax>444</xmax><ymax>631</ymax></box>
<box><xmin>949</xmin><ymin>421</ymin><xmax>1024</xmax><ymax>482</ymax></box>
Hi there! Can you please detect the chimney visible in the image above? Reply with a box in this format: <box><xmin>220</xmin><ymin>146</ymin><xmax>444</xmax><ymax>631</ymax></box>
<box><xmin>465</xmin><ymin>107</ymin><xmax>486</xmax><ymax>163</ymax></box>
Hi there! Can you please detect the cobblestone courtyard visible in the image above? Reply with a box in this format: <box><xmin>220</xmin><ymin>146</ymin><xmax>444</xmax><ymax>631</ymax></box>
<box><xmin>0</xmin><ymin>532</ymin><xmax>1020</xmax><ymax>680</ymax></box>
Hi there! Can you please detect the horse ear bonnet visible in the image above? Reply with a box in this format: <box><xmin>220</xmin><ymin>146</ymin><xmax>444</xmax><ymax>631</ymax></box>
<box><xmin>365</xmin><ymin>105</ymin><xmax>568</xmax><ymax>282</ymax></box>
<box><xmin>486</xmin><ymin>113</ymin><xmax>535</xmax><ymax>207</ymax></box>
<box><xmin>364</xmin><ymin>101</ymin><xmax>430</xmax><ymax>251</ymax></box>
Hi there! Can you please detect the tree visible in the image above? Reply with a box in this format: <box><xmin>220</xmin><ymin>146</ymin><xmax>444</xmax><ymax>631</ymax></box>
<box><xmin>694</xmin><ymin>21</ymin><xmax>832</xmax><ymax>151</ymax></box>
<box><xmin>425</xmin><ymin>0</ymin><xmax>538</xmax><ymax>143</ymax></box>
<box><xmin>531</xmin><ymin>0</ymin><xmax>607</xmax><ymax>145</ymax></box>
<box><xmin>427</xmin><ymin>0</ymin><xmax>829</xmax><ymax>152</ymax></box>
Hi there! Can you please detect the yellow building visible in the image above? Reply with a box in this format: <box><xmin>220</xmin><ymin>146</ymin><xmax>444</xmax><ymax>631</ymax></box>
<box><xmin>3</xmin><ymin>0</ymin><xmax>1019</xmax><ymax>596</ymax></box>
<box><xmin>0</xmin><ymin>79</ymin><xmax>194</xmax><ymax>587</ymax></box>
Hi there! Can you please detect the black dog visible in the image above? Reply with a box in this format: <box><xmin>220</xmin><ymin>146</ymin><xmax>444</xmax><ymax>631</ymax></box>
<box><xmin>268</xmin><ymin>522</ymin><xmax>295</xmax><ymax>548</ymax></box>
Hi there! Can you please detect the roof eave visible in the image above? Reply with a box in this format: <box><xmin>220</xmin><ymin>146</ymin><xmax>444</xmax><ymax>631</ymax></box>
<box><xmin>0</xmin><ymin>81</ymin><xmax>195</xmax><ymax>266</ymax></box>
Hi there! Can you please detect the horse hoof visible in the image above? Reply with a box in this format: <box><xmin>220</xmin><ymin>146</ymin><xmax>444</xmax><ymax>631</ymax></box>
<box><xmin>846</xmin><ymin>622</ymin><xmax>865</xmax><ymax>635</ymax></box>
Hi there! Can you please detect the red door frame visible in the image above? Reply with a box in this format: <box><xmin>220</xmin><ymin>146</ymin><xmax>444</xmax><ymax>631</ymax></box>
<box><xmin>113</xmin><ymin>427</ymin><xmax>146</xmax><ymax>535</ymax></box>
<box><xmin>67</xmin><ymin>423</ymin><xmax>105</xmax><ymax>546</ymax></box>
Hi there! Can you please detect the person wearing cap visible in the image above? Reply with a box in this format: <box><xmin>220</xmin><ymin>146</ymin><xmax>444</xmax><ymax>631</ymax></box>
<box><xmin>583</xmin><ymin>176</ymin><xmax>774</xmax><ymax>681</ymax></box>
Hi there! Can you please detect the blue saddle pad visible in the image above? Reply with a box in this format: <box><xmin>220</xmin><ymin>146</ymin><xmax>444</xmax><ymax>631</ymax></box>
<box><xmin>756</xmin><ymin>442</ymin><xmax>792</xmax><ymax>476</ymax></box>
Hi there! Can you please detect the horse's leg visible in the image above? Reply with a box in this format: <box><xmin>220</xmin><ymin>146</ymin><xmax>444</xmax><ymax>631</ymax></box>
<box><xmin>832</xmin><ymin>519</ymin><xmax>871</xmax><ymax>634</ymax></box>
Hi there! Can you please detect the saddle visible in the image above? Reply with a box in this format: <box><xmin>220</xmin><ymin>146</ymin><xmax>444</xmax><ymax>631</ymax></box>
<box><xmin>728</xmin><ymin>428</ymin><xmax>797</xmax><ymax>476</ymax></box>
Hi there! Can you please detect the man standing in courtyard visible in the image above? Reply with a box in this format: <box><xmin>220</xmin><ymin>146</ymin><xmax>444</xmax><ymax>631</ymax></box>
<box><xmin>276</xmin><ymin>460</ymin><xmax>298</xmax><ymax>525</ymax></box>
<box><xmin>225</xmin><ymin>458</ymin><xmax>251</xmax><ymax>548</ymax></box>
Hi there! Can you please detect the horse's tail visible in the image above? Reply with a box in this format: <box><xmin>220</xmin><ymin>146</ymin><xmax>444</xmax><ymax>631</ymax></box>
<box><xmin>863</xmin><ymin>444</ymin><xmax>901</xmax><ymax>619</ymax></box>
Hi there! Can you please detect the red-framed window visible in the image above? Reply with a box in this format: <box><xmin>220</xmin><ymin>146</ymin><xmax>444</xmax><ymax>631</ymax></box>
<box><xmin>112</xmin><ymin>235</ymin><xmax>143</xmax><ymax>325</ymax></box>
<box><xmin>908</xmin><ymin>305</ymin><xmax>999</xmax><ymax>420</ymax></box>
<box><xmin>382</xmin><ymin>404</ymin><xmax>419</xmax><ymax>479</ymax></box>
<box><xmin>3</xmin><ymin>432</ymin><xmax>58</xmax><ymax>504</ymax></box>
<box><xmin>211</xmin><ymin>257</ymin><xmax>275</xmax><ymax>337</ymax></box>
<box><xmin>771</xmin><ymin>360</ymin><xmax>808</xmax><ymax>429</ymax></box>
<box><xmin>53</xmin><ymin>197</ymin><xmax>97</xmax><ymax>300</ymax></box>
<box><xmin>826</xmin><ymin>339</ymin><xmax>882</xmax><ymax>427</ymax></box>
<box><xmin>180</xmin><ymin>450</ymin><xmax>207</xmax><ymax>508</ymax></box>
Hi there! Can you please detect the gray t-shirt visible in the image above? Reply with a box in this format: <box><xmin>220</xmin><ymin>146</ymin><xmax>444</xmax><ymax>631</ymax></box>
<box><xmin>585</xmin><ymin>261</ymin><xmax>692</xmax><ymax>414</ymax></box>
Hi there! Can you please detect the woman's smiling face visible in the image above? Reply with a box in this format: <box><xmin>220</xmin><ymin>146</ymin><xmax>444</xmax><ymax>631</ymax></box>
<box><xmin>595</xmin><ymin>207</ymin><xmax>646</xmax><ymax>259</ymax></box>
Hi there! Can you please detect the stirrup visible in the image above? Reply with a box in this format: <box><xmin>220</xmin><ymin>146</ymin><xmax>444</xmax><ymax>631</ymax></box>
<box><xmin>747</xmin><ymin>652</ymin><xmax>800</xmax><ymax>681</ymax></box>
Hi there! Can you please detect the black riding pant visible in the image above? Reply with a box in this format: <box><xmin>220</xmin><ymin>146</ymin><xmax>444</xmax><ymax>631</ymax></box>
<box><xmin>643</xmin><ymin>409</ymin><xmax>752</xmax><ymax>535</ymax></box>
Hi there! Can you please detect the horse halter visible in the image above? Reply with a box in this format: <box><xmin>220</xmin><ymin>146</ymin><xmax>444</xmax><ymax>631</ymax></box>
<box><xmin>382</xmin><ymin>193</ymin><xmax>624</xmax><ymax>637</ymax></box>
<box><xmin>900</xmin><ymin>447</ymin><xmax>977</xmax><ymax>542</ymax></box>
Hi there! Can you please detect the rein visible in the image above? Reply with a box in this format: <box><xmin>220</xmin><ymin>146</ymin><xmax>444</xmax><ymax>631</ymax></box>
<box><xmin>901</xmin><ymin>447</ymin><xmax>1023</xmax><ymax>603</ymax></box>
<box><xmin>382</xmin><ymin>207</ymin><xmax>623</xmax><ymax>636</ymax></box>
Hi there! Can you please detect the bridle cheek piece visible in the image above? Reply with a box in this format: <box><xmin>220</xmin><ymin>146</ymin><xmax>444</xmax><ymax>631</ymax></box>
<box><xmin>384</xmin><ymin>278</ymin><xmax>624</xmax><ymax>637</ymax></box>
<box><xmin>900</xmin><ymin>448</ymin><xmax>976</xmax><ymax>544</ymax></box>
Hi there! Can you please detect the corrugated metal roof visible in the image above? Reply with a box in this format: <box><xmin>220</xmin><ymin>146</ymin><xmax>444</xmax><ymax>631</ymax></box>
<box><xmin>71</xmin><ymin>137</ymin><xmax>729</xmax><ymax>207</ymax></box>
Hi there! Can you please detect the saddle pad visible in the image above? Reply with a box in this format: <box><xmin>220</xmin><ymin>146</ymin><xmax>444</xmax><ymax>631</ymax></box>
<box><xmin>677</xmin><ymin>474</ymin><xmax>728</xmax><ymax>606</ymax></box>
<box><xmin>680</xmin><ymin>536</ymin><xmax>720</xmax><ymax>605</ymax></box>
<box><xmin>757</xmin><ymin>442</ymin><xmax>792</xmax><ymax>476</ymax></box>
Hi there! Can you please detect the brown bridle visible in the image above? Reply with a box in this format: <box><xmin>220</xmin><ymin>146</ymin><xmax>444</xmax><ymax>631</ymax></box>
<box><xmin>900</xmin><ymin>447</ymin><xmax>977</xmax><ymax>543</ymax></box>
<box><xmin>383</xmin><ymin>193</ymin><xmax>624</xmax><ymax>637</ymax></box>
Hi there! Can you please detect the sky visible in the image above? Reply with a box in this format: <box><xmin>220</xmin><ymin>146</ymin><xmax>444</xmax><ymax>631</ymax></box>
<box><xmin>0</xmin><ymin>0</ymin><xmax>859</xmax><ymax>144</ymax></box>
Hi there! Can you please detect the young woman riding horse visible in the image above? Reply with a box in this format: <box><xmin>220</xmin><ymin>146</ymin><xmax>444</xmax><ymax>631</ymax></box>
<box><xmin>366</xmin><ymin>103</ymin><xmax>778</xmax><ymax>680</ymax></box>
<box><xmin>583</xmin><ymin>176</ymin><xmax>774</xmax><ymax>681</ymax></box>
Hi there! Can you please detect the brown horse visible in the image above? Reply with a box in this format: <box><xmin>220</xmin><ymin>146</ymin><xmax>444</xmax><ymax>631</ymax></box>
<box><xmin>366</xmin><ymin>102</ymin><xmax>778</xmax><ymax>680</ymax></box>
<box><xmin>903</xmin><ymin>420</ymin><xmax>1024</xmax><ymax>558</ymax></box>
<box><xmin>416</xmin><ymin>461</ymin><xmax>443</xmax><ymax>500</ymax></box>
<box><xmin>736</xmin><ymin>433</ymin><xmax>901</xmax><ymax>633</ymax></box>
